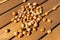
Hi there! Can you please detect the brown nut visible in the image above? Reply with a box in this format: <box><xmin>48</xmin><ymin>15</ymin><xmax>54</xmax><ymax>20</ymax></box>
<box><xmin>21</xmin><ymin>23</ymin><xmax>25</xmax><ymax>28</ymax></box>
<box><xmin>52</xmin><ymin>7</ymin><xmax>57</xmax><ymax>10</ymax></box>
<box><xmin>18</xmin><ymin>33</ymin><xmax>23</xmax><ymax>38</ymax></box>
<box><xmin>40</xmin><ymin>27</ymin><xmax>45</xmax><ymax>32</ymax></box>
<box><xmin>47</xmin><ymin>19</ymin><xmax>52</xmax><ymax>23</ymax></box>
<box><xmin>21</xmin><ymin>6</ymin><xmax>24</xmax><ymax>9</ymax></box>
<box><xmin>47</xmin><ymin>29</ymin><xmax>52</xmax><ymax>34</ymax></box>
<box><xmin>44</xmin><ymin>12</ymin><xmax>49</xmax><ymax>16</ymax></box>
<box><xmin>33</xmin><ymin>2</ymin><xmax>37</xmax><ymax>6</ymax></box>
<box><xmin>26</xmin><ymin>28</ymin><xmax>31</xmax><ymax>32</ymax></box>
<box><xmin>12</xmin><ymin>12</ymin><xmax>17</xmax><ymax>16</ymax></box>
<box><xmin>15</xmin><ymin>16</ymin><xmax>18</xmax><ymax>19</ymax></box>
<box><xmin>11</xmin><ymin>18</ymin><xmax>15</xmax><ymax>22</ymax></box>
<box><xmin>27</xmin><ymin>32</ymin><xmax>31</xmax><ymax>36</ymax></box>
<box><xmin>36</xmin><ymin>12</ymin><xmax>40</xmax><ymax>15</ymax></box>
<box><xmin>28</xmin><ymin>22</ymin><xmax>32</xmax><ymax>26</ymax></box>
<box><xmin>25</xmin><ymin>25</ymin><xmax>29</xmax><ymax>28</ymax></box>
<box><xmin>38</xmin><ymin>16</ymin><xmax>43</xmax><ymax>19</ymax></box>
<box><xmin>27</xmin><ymin>3</ymin><xmax>31</xmax><ymax>6</ymax></box>
<box><xmin>23</xmin><ymin>0</ymin><xmax>27</xmax><ymax>3</ymax></box>
<box><xmin>5</xmin><ymin>29</ymin><xmax>10</xmax><ymax>33</ymax></box>
<box><xmin>32</xmin><ymin>27</ymin><xmax>37</xmax><ymax>31</ymax></box>
<box><xmin>37</xmin><ymin>18</ymin><xmax>40</xmax><ymax>22</ymax></box>
<box><xmin>14</xmin><ymin>32</ymin><xmax>19</xmax><ymax>36</ymax></box>
<box><xmin>14</xmin><ymin>20</ymin><xmax>17</xmax><ymax>23</ymax></box>
<box><xmin>17</xmin><ymin>18</ymin><xmax>20</xmax><ymax>22</ymax></box>
<box><xmin>39</xmin><ymin>10</ymin><xmax>43</xmax><ymax>14</ymax></box>
<box><xmin>42</xmin><ymin>18</ymin><xmax>47</xmax><ymax>22</ymax></box>
<box><xmin>19</xmin><ymin>29</ymin><xmax>23</xmax><ymax>33</ymax></box>
<box><xmin>33</xmin><ymin>22</ymin><xmax>38</xmax><ymax>28</ymax></box>
<box><xmin>23</xmin><ymin>31</ymin><xmax>27</xmax><ymax>35</ymax></box>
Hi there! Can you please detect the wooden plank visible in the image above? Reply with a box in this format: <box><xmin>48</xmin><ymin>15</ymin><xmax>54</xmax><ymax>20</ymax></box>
<box><xmin>0</xmin><ymin>0</ymin><xmax>23</xmax><ymax>15</ymax></box>
<box><xmin>41</xmin><ymin>25</ymin><xmax>60</xmax><ymax>40</ymax></box>
<box><xmin>0</xmin><ymin>0</ymin><xmax>60</xmax><ymax>40</ymax></box>
<box><xmin>41</xmin><ymin>0</ymin><xmax>60</xmax><ymax>12</ymax></box>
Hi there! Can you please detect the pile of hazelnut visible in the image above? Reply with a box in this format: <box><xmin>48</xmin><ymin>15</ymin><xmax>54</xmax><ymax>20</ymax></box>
<box><xmin>11</xmin><ymin>2</ymin><xmax>52</xmax><ymax>38</ymax></box>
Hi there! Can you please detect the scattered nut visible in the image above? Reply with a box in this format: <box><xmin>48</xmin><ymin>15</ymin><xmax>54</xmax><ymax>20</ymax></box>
<box><xmin>32</xmin><ymin>27</ymin><xmax>37</xmax><ymax>31</ymax></box>
<box><xmin>15</xmin><ymin>16</ymin><xmax>18</xmax><ymax>19</ymax></box>
<box><xmin>38</xmin><ymin>16</ymin><xmax>42</xmax><ymax>19</ymax></box>
<box><xmin>47</xmin><ymin>29</ymin><xmax>52</xmax><ymax>34</ymax></box>
<box><xmin>12</xmin><ymin>12</ymin><xmax>17</xmax><ymax>16</ymax></box>
<box><xmin>33</xmin><ymin>22</ymin><xmax>38</xmax><ymax>28</ymax></box>
<box><xmin>5</xmin><ymin>29</ymin><xmax>10</xmax><ymax>33</ymax></box>
<box><xmin>21</xmin><ymin>23</ymin><xmax>25</xmax><ymax>28</ymax></box>
<box><xmin>18</xmin><ymin>33</ymin><xmax>23</xmax><ymax>38</ymax></box>
<box><xmin>33</xmin><ymin>2</ymin><xmax>37</xmax><ymax>6</ymax></box>
<box><xmin>28</xmin><ymin>22</ymin><xmax>32</xmax><ymax>26</ymax></box>
<box><xmin>44</xmin><ymin>12</ymin><xmax>49</xmax><ymax>16</ymax></box>
<box><xmin>23</xmin><ymin>31</ymin><xmax>27</xmax><ymax>35</ymax></box>
<box><xmin>14</xmin><ymin>32</ymin><xmax>19</xmax><ymax>36</ymax></box>
<box><xmin>47</xmin><ymin>19</ymin><xmax>52</xmax><ymax>23</ymax></box>
<box><xmin>42</xmin><ymin>18</ymin><xmax>47</xmax><ymax>22</ymax></box>
<box><xmin>40</xmin><ymin>27</ymin><xmax>45</xmax><ymax>32</ymax></box>
<box><xmin>11</xmin><ymin>18</ymin><xmax>14</xmax><ymax>22</ymax></box>
<box><xmin>52</xmin><ymin>7</ymin><xmax>57</xmax><ymax>10</ymax></box>
<box><xmin>14</xmin><ymin>20</ymin><xmax>17</xmax><ymax>23</ymax></box>
<box><xmin>28</xmin><ymin>3</ymin><xmax>31</xmax><ymax>6</ymax></box>
<box><xmin>19</xmin><ymin>29</ymin><xmax>23</xmax><ymax>33</ymax></box>
<box><xmin>26</xmin><ymin>28</ymin><xmax>31</xmax><ymax>32</ymax></box>
<box><xmin>27</xmin><ymin>32</ymin><xmax>31</xmax><ymax>36</ymax></box>
<box><xmin>17</xmin><ymin>18</ymin><xmax>20</xmax><ymax>22</ymax></box>
<box><xmin>23</xmin><ymin>0</ymin><xmax>27</xmax><ymax>3</ymax></box>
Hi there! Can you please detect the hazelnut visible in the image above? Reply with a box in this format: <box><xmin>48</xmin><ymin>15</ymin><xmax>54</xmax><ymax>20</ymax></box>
<box><xmin>47</xmin><ymin>30</ymin><xmax>52</xmax><ymax>34</ymax></box>
<box><xmin>23</xmin><ymin>31</ymin><xmax>27</xmax><ymax>35</ymax></box>
<box><xmin>23</xmin><ymin>0</ymin><xmax>27</xmax><ymax>3</ymax></box>
<box><xmin>18</xmin><ymin>33</ymin><xmax>23</xmax><ymax>38</ymax></box>
<box><xmin>33</xmin><ymin>22</ymin><xmax>38</xmax><ymax>28</ymax></box>
<box><xmin>21</xmin><ymin>23</ymin><xmax>25</xmax><ymax>28</ymax></box>
<box><xmin>39</xmin><ymin>10</ymin><xmax>43</xmax><ymax>14</ymax></box>
<box><xmin>25</xmin><ymin>25</ymin><xmax>29</xmax><ymax>28</ymax></box>
<box><xmin>21</xmin><ymin>6</ymin><xmax>24</xmax><ymax>9</ymax></box>
<box><xmin>28</xmin><ymin>3</ymin><xmax>31</xmax><ymax>6</ymax></box>
<box><xmin>32</xmin><ymin>27</ymin><xmax>37</xmax><ymax>31</ymax></box>
<box><xmin>33</xmin><ymin>16</ymin><xmax>37</xmax><ymax>20</ymax></box>
<box><xmin>14</xmin><ymin>32</ymin><xmax>19</xmax><ymax>36</ymax></box>
<box><xmin>17</xmin><ymin>18</ymin><xmax>20</xmax><ymax>22</ymax></box>
<box><xmin>26</xmin><ymin>28</ymin><xmax>31</xmax><ymax>32</ymax></box>
<box><xmin>15</xmin><ymin>16</ymin><xmax>18</xmax><ymax>19</ymax></box>
<box><xmin>42</xmin><ymin>18</ymin><xmax>47</xmax><ymax>22</ymax></box>
<box><xmin>28</xmin><ymin>22</ymin><xmax>32</xmax><ymax>26</ymax></box>
<box><xmin>47</xmin><ymin>19</ymin><xmax>52</xmax><ymax>23</ymax></box>
<box><xmin>12</xmin><ymin>12</ymin><xmax>17</xmax><ymax>16</ymax></box>
<box><xmin>33</xmin><ymin>2</ymin><xmax>37</xmax><ymax>6</ymax></box>
<box><xmin>11</xmin><ymin>18</ymin><xmax>15</xmax><ymax>22</ymax></box>
<box><xmin>5</xmin><ymin>29</ymin><xmax>10</xmax><ymax>33</ymax></box>
<box><xmin>44</xmin><ymin>12</ymin><xmax>49</xmax><ymax>16</ymax></box>
<box><xmin>40</xmin><ymin>27</ymin><xmax>45</xmax><ymax>32</ymax></box>
<box><xmin>19</xmin><ymin>29</ymin><xmax>23</xmax><ymax>33</ymax></box>
<box><xmin>14</xmin><ymin>20</ymin><xmax>17</xmax><ymax>23</ymax></box>
<box><xmin>27</xmin><ymin>32</ymin><xmax>31</xmax><ymax>36</ymax></box>
<box><xmin>52</xmin><ymin>7</ymin><xmax>57</xmax><ymax>10</ymax></box>
<box><xmin>37</xmin><ymin>18</ymin><xmax>40</xmax><ymax>21</ymax></box>
<box><xmin>38</xmin><ymin>16</ymin><xmax>43</xmax><ymax>19</ymax></box>
<box><xmin>36</xmin><ymin>12</ymin><xmax>40</xmax><ymax>15</ymax></box>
